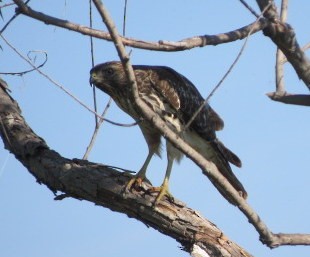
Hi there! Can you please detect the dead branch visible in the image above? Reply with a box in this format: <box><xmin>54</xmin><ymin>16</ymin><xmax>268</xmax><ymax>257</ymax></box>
<box><xmin>266</xmin><ymin>92</ymin><xmax>310</xmax><ymax>106</ymax></box>
<box><xmin>12</xmin><ymin>0</ymin><xmax>267</xmax><ymax>51</ymax></box>
<box><xmin>0</xmin><ymin>80</ymin><xmax>253</xmax><ymax>257</ymax></box>
<box><xmin>274</xmin><ymin>0</ymin><xmax>288</xmax><ymax>94</ymax></box>
<box><xmin>0</xmin><ymin>50</ymin><xmax>48</xmax><ymax>76</ymax></box>
<box><xmin>256</xmin><ymin>0</ymin><xmax>310</xmax><ymax>89</ymax></box>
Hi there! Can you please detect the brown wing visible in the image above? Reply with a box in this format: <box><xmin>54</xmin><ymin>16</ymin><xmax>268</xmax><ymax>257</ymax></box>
<box><xmin>135</xmin><ymin>65</ymin><xmax>224</xmax><ymax>138</ymax></box>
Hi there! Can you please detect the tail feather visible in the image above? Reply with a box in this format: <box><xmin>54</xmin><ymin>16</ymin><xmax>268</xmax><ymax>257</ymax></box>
<box><xmin>216</xmin><ymin>139</ymin><xmax>242</xmax><ymax>168</ymax></box>
<box><xmin>186</xmin><ymin>130</ymin><xmax>247</xmax><ymax>205</ymax></box>
<box><xmin>206</xmin><ymin>139</ymin><xmax>247</xmax><ymax>205</ymax></box>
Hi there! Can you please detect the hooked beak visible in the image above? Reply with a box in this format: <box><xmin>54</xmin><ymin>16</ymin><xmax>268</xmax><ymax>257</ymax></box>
<box><xmin>89</xmin><ymin>73</ymin><xmax>96</xmax><ymax>87</ymax></box>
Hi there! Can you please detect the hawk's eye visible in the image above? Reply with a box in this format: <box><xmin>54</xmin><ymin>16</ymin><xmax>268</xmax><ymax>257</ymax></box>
<box><xmin>104</xmin><ymin>68</ymin><xmax>114</xmax><ymax>76</ymax></box>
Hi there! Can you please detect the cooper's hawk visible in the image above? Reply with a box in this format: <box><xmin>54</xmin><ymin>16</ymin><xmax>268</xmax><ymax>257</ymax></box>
<box><xmin>89</xmin><ymin>61</ymin><xmax>247</xmax><ymax>205</ymax></box>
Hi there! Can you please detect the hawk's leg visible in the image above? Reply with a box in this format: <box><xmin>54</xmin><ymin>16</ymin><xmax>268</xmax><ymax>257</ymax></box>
<box><xmin>124</xmin><ymin>150</ymin><xmax>154</xmax><ymax>192</ymax></box>
<box><xmin>149</xmin><ymin>154</ymin><xmax>175</xmax><ymax>205</ymax></box>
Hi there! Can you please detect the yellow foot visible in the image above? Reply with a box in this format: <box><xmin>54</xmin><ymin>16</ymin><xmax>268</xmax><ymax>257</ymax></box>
<box><xmin>124</xmin><ymin>176</ymin><xmax>144</xmax><ymax>193</ymax></box>
<box><xmin>148</xmin><ymin>186</ymin><xmax>174</xmax><ymax>205</ymax></box>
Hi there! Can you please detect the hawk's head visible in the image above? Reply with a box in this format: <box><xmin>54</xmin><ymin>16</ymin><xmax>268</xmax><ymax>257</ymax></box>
<box><xmin>89</xmin><ymin>61</ymin><xmax>127</xmax><ymax>96</ymax></box>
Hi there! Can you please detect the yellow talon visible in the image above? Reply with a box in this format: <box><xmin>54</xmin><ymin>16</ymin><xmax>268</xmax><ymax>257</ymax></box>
<box><xmin>124</xmin><ymin>176</ymin><xmax>144</xmax><ymax>192</ymax></box>
<box><xmin>148</xmin><ymin>179</ymin><xmax>174</xmax><ymax>205</ymax></box>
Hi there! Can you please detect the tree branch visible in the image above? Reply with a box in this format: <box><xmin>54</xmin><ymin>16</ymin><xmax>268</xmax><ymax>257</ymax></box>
<box><xmin>0</xmin><ymin>81</ymin><xmax>253</xmax><ymax>257</ymax></box>
<box><xmin>266</xmin><ymin>92</ymin><xmax>310</xmax><ymax>106</ymax></box>
<box><xmin>256</xmin><ymin>0</ymin><xmax>310</xmax><ymax>89</ymax></box>
<box><xmin>274</xmin><ymin>0</ymin><xmax>288</xmax><ymax>94</ymax></box>
<box><xmin>12</xmin><ymin>0</ymin><xmax>267</xmax><ymax>51</ymax></box>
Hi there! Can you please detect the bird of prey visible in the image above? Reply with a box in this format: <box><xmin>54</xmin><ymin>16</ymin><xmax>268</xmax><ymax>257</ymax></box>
<box><xmin>89</xmin><ymin>61</ymin><xmax>247</xmax><ymax>205</ymax></box>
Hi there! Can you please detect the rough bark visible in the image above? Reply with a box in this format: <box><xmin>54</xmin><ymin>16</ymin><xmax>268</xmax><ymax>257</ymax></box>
<box><xmin>0</xmin><ymin>81</ymin><xmax>253</xmax><ymax>257</ymax></box>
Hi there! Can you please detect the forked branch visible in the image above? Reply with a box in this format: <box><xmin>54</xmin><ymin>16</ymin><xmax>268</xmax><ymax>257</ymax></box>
<box><xmin>256</xmin><ymin>0</ymin><xmax>310</xmax><ymax>89</ymax></box>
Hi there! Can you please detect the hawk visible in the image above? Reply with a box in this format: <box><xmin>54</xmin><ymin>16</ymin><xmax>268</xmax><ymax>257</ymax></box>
<box><xmin>89</xmin><ymin>61</ymin><xmax>247</xmax><ymax>205</ymax></box>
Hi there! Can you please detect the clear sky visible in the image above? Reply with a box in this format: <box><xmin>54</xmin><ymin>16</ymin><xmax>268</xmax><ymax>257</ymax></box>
<box><xmin>1</xmin><ymin>1</ymin><xmax>310</xmax><ymax>257</ymax></box>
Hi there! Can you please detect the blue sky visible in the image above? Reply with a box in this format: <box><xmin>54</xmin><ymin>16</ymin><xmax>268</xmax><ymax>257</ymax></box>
<box><xmin>1</xmin><ymin>1</ymin><xmax>310</xmax><ymax>257</ymax></box>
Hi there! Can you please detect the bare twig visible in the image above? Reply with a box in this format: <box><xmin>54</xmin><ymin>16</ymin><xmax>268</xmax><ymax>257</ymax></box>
<box><xmin>89</xmin><ymin>0</ymin><xmax>98</xmax><ymax>123</ymax></box>
<box><xmin>0</xmin><ymin>34</ymin><xmax>138</xmax><ymax>128</ymax></box>
<box><xmin>239</xmin><ymin>0</ymin><xmax>260</xmax><ymax>18</ymax></box>
<box><xmin>0</xmin><ymin>0</ymin><xmax>31</xmax><ymax>34</ymax></box>
<box><xmin>122</xmin><ymin>0</ymin><xmax>128</xmax><ymax>37</ymax></box>
<box><xmin>0</xmin><ymin>12</ymin><xmax>19</xmax><ymax>34</ymax></box>
<box><xmin>83</xmin><ymin>0</ymin><xmax>100</xmax><ymax>160</ymax></box>
<box><xmin>184</xmin><ymin>4</ymin><xmax>270</xmax><ymax>131</ymax></box>
<box><xmin>83</xmin><ymin>0</ymin><xmax>131</xmax><ymax>160</ymax></box>
<box><xmin>83</xmin><ymin>97</ymin><xmax>112</xmax><ymax>160</ymax></box>
<box><xmin>0</xmin><ymin>50</ymin><xmax>48</xmax><ymax>75</ymax></box>
<box><xmin>0</xmin><ymin>3</ymin><xmax>16</xmax><ymax>9</ymax></box>
<box><xmin>275</xmin><ymin>0</ymin><xmax>288</xmax><ymax>94</ymax></box>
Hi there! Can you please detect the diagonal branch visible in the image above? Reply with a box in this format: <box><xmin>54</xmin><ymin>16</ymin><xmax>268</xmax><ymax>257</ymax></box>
<box><xmin>0</xmin><ymin>80</ymin><xmax>253</xmax><ymax>257</ymax></box>
<box><xmin>12</xmin><ymin>0</ymin><xmax>267</xmax><ymax>51</ymax></box>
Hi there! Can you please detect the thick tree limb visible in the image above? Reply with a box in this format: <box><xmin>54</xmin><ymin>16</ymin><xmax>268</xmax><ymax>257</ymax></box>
<box><xmin>0</xmin><ymin>82</ymin><xmax>253</xmax><ymax>257</ymax></box>
<box><xmin>12</xmin><ymin>0</ymin><xmax>267</xmax><ymax>51</ymax></box>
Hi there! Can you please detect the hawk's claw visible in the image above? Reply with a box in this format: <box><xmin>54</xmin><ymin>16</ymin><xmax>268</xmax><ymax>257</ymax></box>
<box><xmin>148</xmin><ymin>185</ymin><xmax>174</xmax><ymax>205</ymax></box>
<box><xmin>123</xmin><ymin>176</ymin><xmax>174</xmax><ymax>206</ymax></box>
<box><xmin>124</xmin><ymin>177</ymin><xmax>144</xmax><ymax>193</ymax></box>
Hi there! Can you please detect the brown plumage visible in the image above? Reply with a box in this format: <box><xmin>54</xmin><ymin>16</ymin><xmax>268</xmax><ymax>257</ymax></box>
<box><xmin>89</xmin><ymin>61</ymin><xmax>247</xmax><ymax>205</ymax></box>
